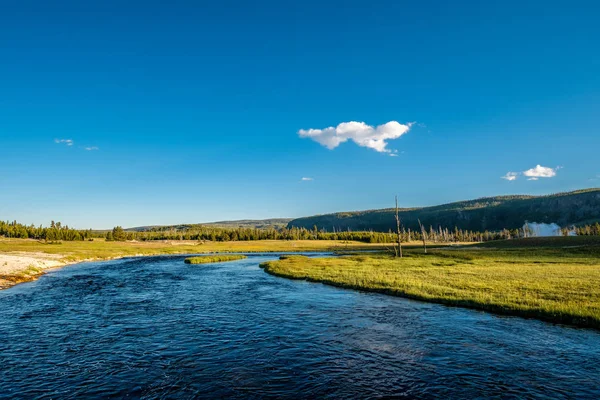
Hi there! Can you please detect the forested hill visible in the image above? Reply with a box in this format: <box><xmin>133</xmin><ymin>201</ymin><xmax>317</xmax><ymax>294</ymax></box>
<box><xmin>128</xmin><ymin>218</ymin><xmax>291</xmax><ymax>232</ymax></box>
<box><xmin>197</xmin><ymin>219</ymin><xmax>292</xmax><ymax>229</ymax></box>
<box><xmin>287</xmin><ymin>189</ymin><xmax>600</xmax><ymax>233</ymax></box>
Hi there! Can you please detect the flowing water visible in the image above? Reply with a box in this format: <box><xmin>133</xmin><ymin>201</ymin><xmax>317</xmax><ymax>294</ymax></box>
<box><xmin>0</xmin><ymin>254</ymin><xmax>599</xmax><ymax>399</ymax></box>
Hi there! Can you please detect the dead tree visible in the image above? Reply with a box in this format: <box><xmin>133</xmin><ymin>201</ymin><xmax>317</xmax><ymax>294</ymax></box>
<box><xmin>395</xmin><ymin>196</ymin><xmax>403</xmax><ymax>258</ymax></box>
<box><xmin>418</xmin><ymin>219</ymin><xmax>427</xmax><ymax>254</ymax></box>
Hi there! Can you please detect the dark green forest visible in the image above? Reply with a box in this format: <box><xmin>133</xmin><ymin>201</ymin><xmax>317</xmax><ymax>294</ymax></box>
<box><xmin>0</xmin><ymin>220</ymin><xmax>97</xmax><ymax>241</ymax></box>
<box><xmin>287</xmin><ymin>189</ymin><xmax>600</xmax><ymax>233</ymax></box>
<box><xmin>128</xmin><ymin>219</ymin><xmax>292</xmax><ymax>231</ymax></box>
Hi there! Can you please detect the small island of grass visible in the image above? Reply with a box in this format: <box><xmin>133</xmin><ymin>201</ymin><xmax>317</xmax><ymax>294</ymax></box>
<box><xmin>184</xmin><ymin>254</ymin><xmax>247</xmax><ymax>264</ymax></box>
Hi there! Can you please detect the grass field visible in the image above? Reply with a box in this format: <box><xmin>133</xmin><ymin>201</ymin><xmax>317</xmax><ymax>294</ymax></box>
<box><xmin>184</xmin><ymin>255</ymin><xmax>247</xmax><ymax>264</ymax></box>
<box><xmin>0</xmin><ymin>238</ymin><xmax>390</xmax><ymax>262</ymax></box>
<box><xmin>260</xmin><ymin>237</ymin><xmax>600</xmax><ymax>329</ymax></box>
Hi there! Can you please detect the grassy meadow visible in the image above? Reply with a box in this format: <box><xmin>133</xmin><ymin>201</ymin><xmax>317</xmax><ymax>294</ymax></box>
<box><xmin>260</xmin><ymin>237</ymin><xmax>600</xmax><ymax>329</ymax></box>
<box><xmin>0</xmin><ymin>238</ymin><xmax>389</xmax><ymax>262</ymax></box>
<box><xmin>185</xmin><ymin>255</ymin><xmax>247</xmax><ymax>264</ymax></box>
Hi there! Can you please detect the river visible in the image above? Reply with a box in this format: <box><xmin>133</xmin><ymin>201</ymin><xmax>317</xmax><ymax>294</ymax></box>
<box><xmin>1</xmin><ymin>254</ymin><xmax>599</xmax><ymax>398</ymax></box>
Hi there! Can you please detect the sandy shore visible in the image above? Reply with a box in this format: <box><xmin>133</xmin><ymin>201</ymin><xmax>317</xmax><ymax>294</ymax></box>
<box><xmin>0</xmin><ymin>252</ymin><xmax>66</xmax><ymax>274</ymax></box>
<box><xmin>0</xmin><ymin>252</ymin><xmax>146</xmax><ymax>290</ymax></box>
<box><xmin>0</xmin><ymin>252</ymin><xmax>69</xmax><ymax>289</ymax></box>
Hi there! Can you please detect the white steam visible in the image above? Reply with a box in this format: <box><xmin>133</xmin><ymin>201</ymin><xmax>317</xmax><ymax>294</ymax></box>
<box><xmin>523</xmin><ymin>222</ymin><xmax>563</xmax><ymax>237</ymax></box>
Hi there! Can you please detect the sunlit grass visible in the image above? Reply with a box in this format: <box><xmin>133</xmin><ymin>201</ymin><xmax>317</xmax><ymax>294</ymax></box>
<box><xmin>260</xmin><ymin>240</ymin><xmax>600</xmax><ymax>329</ymax></box>
<box><xmin>0</xmin><ymin>238</ymin><xmax>391</xmax><ymax>264</ymax></box>
<box><xmin>184</xmin><ymin>255</ymin><xmax>247</xmax><ymax>264</ymax></box>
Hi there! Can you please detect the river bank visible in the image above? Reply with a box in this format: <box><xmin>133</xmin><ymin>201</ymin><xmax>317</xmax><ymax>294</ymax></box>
<box><xmin>0</xmin><ymin>252</ymin><xmax>63</xmax><ymax>289</ymax></box>
<box><xmin>260</xmin><ymin>237</ymin><xmax>600</xmax><ymax>330</ymax></box>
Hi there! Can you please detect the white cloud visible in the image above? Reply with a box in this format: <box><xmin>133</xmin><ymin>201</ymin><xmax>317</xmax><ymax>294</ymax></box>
<box><xmin>523</xmin><ymin>165</ymin><xmax>558</xmax><ymax>179</ymax></box>
<box><xmin>502</xmin><ymin>172</ymin><xmax>518</xmax><ymax>181</ymax></box>
<box><xmin>54</xmin><ymin>139</ymin><xmax>73</xmax><ymax>146</ymax></box>
<box><xmin>502</xmin><ymin>165</ymin><xmax>559</xmax><ymax>181</ymax></box>
<box><xmin>298</xmin><ymin>120</ymin><xmax>412</xmax><ymax>154</ymax></box>
<box><xmin>301</xmin><ymin>177</ymin><xmax>313</xmax><ymax>181</ymax></box>
<box><xmin>84</xmin><ymin>146</ymin><xmax>99</xmax><ymax>151</ymax></box>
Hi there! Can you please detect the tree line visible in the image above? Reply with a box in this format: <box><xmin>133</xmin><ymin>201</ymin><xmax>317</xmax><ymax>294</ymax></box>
<box><xmin>104</xmin><ymin>224</ymin><xmax>600</xmax><ymax>243</ymax></box>
<box><xmin>0</xmin><ymin>220</ymin><xmax>98</xmax><ymax>241</ymax></box>
<box><xmin>570</xmin><ymin>223</ymin><xmax>600</xmax><ymax>236</ymax></box>
<box><xmin>2</xmin><ymin>220</ymin><xmax>600</xmax><ymax>243</ymax></box>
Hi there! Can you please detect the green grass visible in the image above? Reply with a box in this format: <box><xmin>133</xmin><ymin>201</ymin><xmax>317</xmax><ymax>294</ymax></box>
<box><xmin>260</xmin><ymin>238</ymin><xmax>600</xmax><ymax>329</ymax></box>
<box><xmin>184</xmin><ymin>255</ymin><xmax>247</xmax><ymax>264</ymax></box>
<box><xmin>0</xmin><ymin>238</ymin><xmax>391</xmax><ymax>264</ymax></box>
<box><xmin>473</xmin><ymin>235</ymin><xmax>600</xmax><ymax>249</ymax></box>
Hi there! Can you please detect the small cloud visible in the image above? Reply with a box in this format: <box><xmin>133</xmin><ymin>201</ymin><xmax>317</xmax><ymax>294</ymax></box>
<box><xmin>502</xmin><ymin>172</ymin><xmax>518</xmax><ymax>181</ymax></box>
<box><xmin>301</xmin><ymin>177</ymin><xmax>314</xmax><ymax>181</ymax></box>
<box><xmin>55</xmin><ymin>139</ymin><xmax>73</xmax><ymax>146</ymax></box>
<box><xmin>298</xmin><ymin>120</ymin><xmax>412</xmax><ymax>154</ymax></box>
<box><xmin>523</xmin><ymin>165</ymin><xmax>558</xmax><ymax>179</ymax></box>
<box><xmin>502</xmin><ymin>165</ymin><xmax>559</xmax><ymax>181</ymax></box>
<box><xmin>84</xmin><ymin>146</ymin><xmax>99</xmax><ymax>151</ymax></box>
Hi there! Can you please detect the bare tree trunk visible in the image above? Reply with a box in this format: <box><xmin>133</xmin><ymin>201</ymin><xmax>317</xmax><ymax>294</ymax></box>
<box><xmin>395</xmin><ymin>196</ymin><xmax>402</xmax><ymax>258</ymax></box>
<box><xmin>418</xmin><ymin>219</ymin><xmax>427</xmax><ymax>254</ymax></box>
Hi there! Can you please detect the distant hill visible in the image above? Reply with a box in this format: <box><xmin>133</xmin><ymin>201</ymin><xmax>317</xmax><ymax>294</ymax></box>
<box><xmin>200</xmin><ymin>219</ymin><xmax>292</xmax><ymax>229</ymax></box>
<box><xmin>287</xmin><ymin>189</ymin><xmax>600</xmax><ymax>233</ymax></box>
<box><xmin>128</xmin><ymin>218</ymin><xmax>292</xmax><ymax>232</ymax></box>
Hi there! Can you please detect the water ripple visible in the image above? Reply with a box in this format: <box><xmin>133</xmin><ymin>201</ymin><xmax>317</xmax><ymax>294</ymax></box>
<box><xmin>0</xmin><ymin>255</ymin><xmax>599</xmax><ymax>399</ymax></box>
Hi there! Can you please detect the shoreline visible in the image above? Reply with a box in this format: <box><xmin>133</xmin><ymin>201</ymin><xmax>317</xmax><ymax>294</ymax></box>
<box><xmin>0</xmin><ymin>238</ymin><xmax>395</xmax><ymax>291</ymax></box>
<box><xmin>0</xmin><ymin>238</ymin><xmax>460</xmax><ymax>291</ymax></box>
<box><xmin>259</xmin><ymin>247</ymin><xmax>600</xmax><ymax>331</ymax></box>
<box><xmin>0</xmin><ymin>253</ymin><xmax>134</xmax><ymax>290</ymax></box>
<box><xmin>263</xmin><ymin>267</ymin><xmax>600</xmax><ymax>330</ymax></box>
<box><xmin>0</xmin><ymin>252</ymin><xmax>64</xmax><ymax>290</ymax></box>
<box><xmin>0</xmin><ymin>251</ymin><xmax>323</xmax><ymax>291</ymax></box>
<box><xmin>0</xmin><ymin>251</ymin><xmax>209</xmax><ymax>290</ymax></box>
<box><xmin>0</xmin><ymin>246</ymin><xmax>370</xmax><ymax>291</ymax></box>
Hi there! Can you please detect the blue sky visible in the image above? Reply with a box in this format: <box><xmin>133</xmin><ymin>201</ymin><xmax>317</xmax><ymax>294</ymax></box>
<box><xmin>1</xmin><ymin>0</ymin><xmax>599</xmax><ymax>229</ymax></box>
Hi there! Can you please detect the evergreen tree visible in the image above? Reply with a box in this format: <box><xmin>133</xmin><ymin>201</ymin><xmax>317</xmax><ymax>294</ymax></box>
<box><xmin>112</xmin><ymin>226</ymin><xmax>127</xmax><ymax>241</ymax></box>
